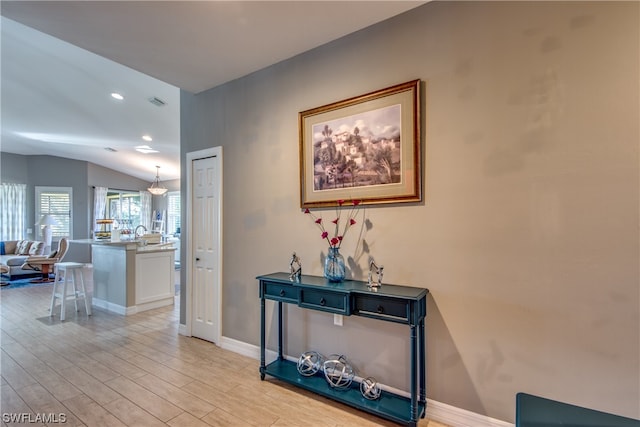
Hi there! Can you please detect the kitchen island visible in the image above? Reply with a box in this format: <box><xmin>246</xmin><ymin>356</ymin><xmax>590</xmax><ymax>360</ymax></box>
<box><xmin>74</xmin><ymin>239</ymin><xmax>176</xmax><ymax>315</ymax></box>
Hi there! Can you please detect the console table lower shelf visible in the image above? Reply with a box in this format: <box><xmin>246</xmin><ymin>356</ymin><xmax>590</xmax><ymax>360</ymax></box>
<box><xmin>262</xmin><ymin>359</ymin><xmax>425</xmax><ymax>425</ymax></box>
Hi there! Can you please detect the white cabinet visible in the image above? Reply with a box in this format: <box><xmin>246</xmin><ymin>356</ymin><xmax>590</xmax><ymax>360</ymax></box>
<box><xmin>135</xmin><ymin>250</ymin><xmax>175</xmax><ymax>310</ymax></box>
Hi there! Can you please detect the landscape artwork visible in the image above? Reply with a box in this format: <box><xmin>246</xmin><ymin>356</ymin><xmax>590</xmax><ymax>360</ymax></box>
<box><xmin>299</xmin><ymin>79</ymin><xmax>421</xmax><ymax>208</ymax></box>
<box><xmin>312</xmin><ymin>104</ymin><xmax>402</xmax><ymax>192</ymax></box>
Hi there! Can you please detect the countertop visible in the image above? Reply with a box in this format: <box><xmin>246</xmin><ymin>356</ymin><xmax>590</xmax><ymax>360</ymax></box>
<box><xmin>70</xmin><ymin>239</ymin><xmax>176</xmax><ymax>253</ymax></box>
<box><xmin>135</xmin><ymin>243</ymin><xmax>177</xmax><ymax>253</ymax></box>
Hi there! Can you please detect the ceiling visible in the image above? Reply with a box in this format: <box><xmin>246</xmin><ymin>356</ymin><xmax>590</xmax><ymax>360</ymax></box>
<box><xmin>1</xmin><ymin>1</ymin><xmax>426</xmax><ymax>182</ymax></box>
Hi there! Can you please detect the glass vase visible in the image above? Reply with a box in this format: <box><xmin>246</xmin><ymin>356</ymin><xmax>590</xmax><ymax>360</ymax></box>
<box><xmin>324</xmin><ymin>247</ymin><xmax>345</xmax><ymax>282</ymax></box>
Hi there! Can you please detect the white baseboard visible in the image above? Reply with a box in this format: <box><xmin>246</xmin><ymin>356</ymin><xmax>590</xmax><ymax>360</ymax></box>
<box><xmin>135</xmin><ymin>296</ymin><xmax>174</xmax><ymax>312</ymax></box>
<box><xmin>426</xmin><ymin>399</ymin><xmax>513</xmax><ymax>427</ymax></box>
<box><xmin>92</xmin><ymin>298</ymin><xmax>136</xmax><ymax>315</ymax></box>
<box><xmin>220</xmin><ymin>336</ymin><xmax>258</xmax><ymax>358</ymax></box>
<box><xmin>218</xmin><ymin>336</ymin><xmax>514</xmax><ymax>427</ymax></box>
<box><xmin>92</xmin><ymin>297</ymin><xmax>174</xmax><ymax>316</ymax></box>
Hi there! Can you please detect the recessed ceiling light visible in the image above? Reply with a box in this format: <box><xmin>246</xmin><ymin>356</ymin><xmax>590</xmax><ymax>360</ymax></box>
<box><xmin>135</xmin><ymin>145</ymin><xmax>159</xmax><ymax>154</ymax></box>
<box><xmin>111</xmin><ymin>92</ymin><xmax>124</xmax><ymax>100</ymax></box>
<box><xmin>142</xmin><ymin>135</ymin><xmax>153</xmax><ymax>142</ymax></box>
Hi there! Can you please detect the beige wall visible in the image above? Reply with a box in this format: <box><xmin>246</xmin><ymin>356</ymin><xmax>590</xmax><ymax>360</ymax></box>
<box><xmin>180</xmin><ymin>2</ymin><xmax>639</xmax><ymax>422</ymax></box>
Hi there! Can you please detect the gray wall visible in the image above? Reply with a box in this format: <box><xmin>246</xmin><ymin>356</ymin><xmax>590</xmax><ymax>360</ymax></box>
<box><xmin>0</xmin><ymin>152</ymin><xmax>29</xmax><ymax>183</ymax></box>
<box><xmin>87</xmin><ymin>162</ymin><xmax>150</xmax><ymax>192</ymax></box>
<box><xmin>183</xmin><ymin>1</ymin><xmax>639</xmax><ymax>423</ymax></box>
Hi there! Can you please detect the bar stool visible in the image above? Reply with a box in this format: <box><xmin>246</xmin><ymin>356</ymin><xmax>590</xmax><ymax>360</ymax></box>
<box><xmin>50</xmin><ymin>262</ymin><xmax>92</xmax><ymax>321</ymax></box>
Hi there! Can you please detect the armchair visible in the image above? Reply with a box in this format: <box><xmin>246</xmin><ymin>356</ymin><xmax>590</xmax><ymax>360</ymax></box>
<box><xmin>22</xmin><ymin>238</ymin><xmax>69</xmax><ymax>283</ymax></box>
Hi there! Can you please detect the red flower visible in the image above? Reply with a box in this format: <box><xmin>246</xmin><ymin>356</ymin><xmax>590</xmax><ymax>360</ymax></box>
<box><xmin>304</xmin><ymin>199</ymin><xmax>362</xmax><ymax>248</ymax></box>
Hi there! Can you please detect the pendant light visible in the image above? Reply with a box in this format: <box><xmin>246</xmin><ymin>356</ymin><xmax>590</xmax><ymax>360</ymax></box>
<box><xmin>147</xmin><ymin>166</ymin><xmax>168</xmax><ymax>195</ymax></box>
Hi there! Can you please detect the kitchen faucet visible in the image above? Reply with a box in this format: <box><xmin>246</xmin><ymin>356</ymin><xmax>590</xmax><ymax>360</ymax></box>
<box><xmin>134</xmin><ymin>225</ymin><xmax>147</xmax><ymax>239</ymax></box>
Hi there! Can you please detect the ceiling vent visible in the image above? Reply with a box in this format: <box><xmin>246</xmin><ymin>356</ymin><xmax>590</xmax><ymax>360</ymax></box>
<box><xmin>148</xmin><ymin>96</ymin><xmax>167</xmax><ymax>107</ymax></box>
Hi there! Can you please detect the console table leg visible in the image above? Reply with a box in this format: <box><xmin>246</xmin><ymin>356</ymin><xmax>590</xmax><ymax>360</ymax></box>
<box><xmin>410</xmin><ymin>324</ymin><xmax>418</xmax><ymax>422</ymax></box>
<box><xmin>419</xmin><ymin>317</ymin><xmax>426</xmax><ymax>405</ymax></box>
<box><xmin>277</xmin><ymin>301</ymin><xmax>284</xmax><ymax>360</ymax></box>
<box><xmin>260</xmin><ymin>296</ymin><xmax>266</xmax><ymax>380</ymax></box>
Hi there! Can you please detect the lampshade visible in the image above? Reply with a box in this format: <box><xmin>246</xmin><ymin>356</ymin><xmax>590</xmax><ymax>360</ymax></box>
<box><xmin>147</xmin><ymin>166</ymin><xmax>168</xmax><ymax>195</ymax></box>
<box><xmin>37</xmin><ymin>214</ymin><xmax>59</xmax><ymax>226</ymax></box>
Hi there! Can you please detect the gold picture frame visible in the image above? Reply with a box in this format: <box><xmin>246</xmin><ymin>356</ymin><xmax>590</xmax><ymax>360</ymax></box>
<box><xmin>299</xmin><ymin>79</ymin><xmax>422</xmax><ymax>208</ymax></box>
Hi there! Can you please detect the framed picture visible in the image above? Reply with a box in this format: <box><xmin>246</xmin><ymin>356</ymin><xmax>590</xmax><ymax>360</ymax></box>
<box><xmin>299</xmin><ymin>79</ymin><xmax>422</xmax><ymax>208</ymax></box>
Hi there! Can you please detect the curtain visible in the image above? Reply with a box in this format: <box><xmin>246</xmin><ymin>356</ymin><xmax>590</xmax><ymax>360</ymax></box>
<box><xmin>139</xmin><ymin>191</ymin><xmax>152</xmax><ymax>230</ymax></box>
<box><xmin>93</xmin><ymin>186</ymin><xmax>108</xmax><ymax>233</ymax></box>
<box><xmin>0</xmin><ymin>183</ymin><xmax>27</xmax><ymax>240</ymax></box>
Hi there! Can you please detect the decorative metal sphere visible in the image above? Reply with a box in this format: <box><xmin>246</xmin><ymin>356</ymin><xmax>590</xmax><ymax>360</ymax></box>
<box><xmin>323</xmin><ymin>354</ymin><xmax>355</xmax><ymax>390</ymax></box>
<box><xmin>297</xmin><ymin>351</ymin><xmax>324</xmax><ymax>377</ymax></box>
<box><xmin>360</xmin><ymin>377</ymin><xmax>381</xmax><ymax>400</ymax></box>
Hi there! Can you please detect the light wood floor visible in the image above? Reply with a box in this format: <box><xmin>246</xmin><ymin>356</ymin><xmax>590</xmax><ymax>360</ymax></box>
<box><xmin>1</xmin><ymin>283</ymin><xmax>449</xmax><ymax>427</ymax></box>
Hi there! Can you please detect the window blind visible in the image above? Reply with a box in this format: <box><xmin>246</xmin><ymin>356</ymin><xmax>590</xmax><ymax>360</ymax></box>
<box><xmin>167</xmin><ymin>192</ymin><xmax>181</xmax><ymax>235</ymax></box>
<box><xmin>37</xmin><ymin>187</ymin><xmax>71</xmax><ymax>238</ymax></box>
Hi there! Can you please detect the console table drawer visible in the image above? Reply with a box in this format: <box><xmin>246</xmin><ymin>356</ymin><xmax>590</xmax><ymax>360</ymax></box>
<box><xmin>262</xmin><ymin>282</ymin><xmax>298</xmax><ymax>303</ymax></box>
<box><xmin>299</xmin><ymin>289</ymin><xmax>350</xmax><ymax>315</ymax></box>
<box><xmin>353</xmin><ymin>294</ymin><xmax>410</xmax><ymax>323</ymax></box>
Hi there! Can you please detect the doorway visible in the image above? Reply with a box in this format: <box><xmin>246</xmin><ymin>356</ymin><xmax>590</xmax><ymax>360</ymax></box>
<box><xmin>186</xmin><ymin>147</ymin><xmax>222</xmax><ymax>344</ymax></box>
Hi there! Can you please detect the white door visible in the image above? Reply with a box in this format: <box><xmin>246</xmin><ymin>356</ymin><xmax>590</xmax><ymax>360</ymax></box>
<box><xmin>190</xmin><ymin>153</ymin><xmax>221</xmax><ymax>343</ymax></box>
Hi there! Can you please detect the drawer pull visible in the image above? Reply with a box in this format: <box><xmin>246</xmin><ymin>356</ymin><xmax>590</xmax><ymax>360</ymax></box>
<box><xmin>320</xmin><ymin>298</ymin><xmax>326</xmax><ymax>306</ymax></box>
<box><xmin>279</xmin><ymin>289</ymin><xmax>286</xmax><ymax>297</ymax></box>
<box><xmin>377</xmin><ymin>305</ymin><xmax>384</xmax><ymax>314</ymax></box>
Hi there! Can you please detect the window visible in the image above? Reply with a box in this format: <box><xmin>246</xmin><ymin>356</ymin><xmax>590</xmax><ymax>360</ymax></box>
<box><xmin>166</xmin><ymin>191</ymin><xmax>181</xmax><ymax>235</ymax></box>
<box><xmin>106</xmin><ymin>190</ymin><xmax>141</xmax><ymax>227</ymax></box>
<box><xmin>36</xmin><ymin>187</ymin><xmax>72</xmax><ymax>239</ymax></box>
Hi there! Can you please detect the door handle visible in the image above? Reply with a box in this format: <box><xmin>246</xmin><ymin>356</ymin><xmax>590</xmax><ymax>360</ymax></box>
<box><xmin>320</xmin><ymin>298</ymin><xmax>326</xmax><ymax>306</ymax></box>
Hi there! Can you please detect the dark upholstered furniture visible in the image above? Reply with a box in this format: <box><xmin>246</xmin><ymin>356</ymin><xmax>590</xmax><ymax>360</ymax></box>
<box><xmin>516</xmin><ymin>392</ymin><xmax>640</xmax><ymax>427</ymax></box>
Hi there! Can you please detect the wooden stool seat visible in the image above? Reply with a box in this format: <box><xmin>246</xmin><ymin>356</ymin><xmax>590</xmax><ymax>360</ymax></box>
<box><xmin>50</xmin><ymin>262</ymin><xmax>92</xmax><ymax>321</ymax></box>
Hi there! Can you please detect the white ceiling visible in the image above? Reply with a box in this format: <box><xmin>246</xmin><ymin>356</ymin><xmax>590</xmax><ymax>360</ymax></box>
<box><xmin>1</xmin><ymin>1</ymin><xmax>426</xmax><ymax>182</ymax></box>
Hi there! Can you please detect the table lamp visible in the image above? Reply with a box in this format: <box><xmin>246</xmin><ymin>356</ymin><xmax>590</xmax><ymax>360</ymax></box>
<box><xmin>37</xmin><ymin>214</ymin><xmax>59</xmax><ymax>250</ymax></box>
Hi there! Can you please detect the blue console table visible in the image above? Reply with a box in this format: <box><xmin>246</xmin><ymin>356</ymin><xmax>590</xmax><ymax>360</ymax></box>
<box><xmin>258</xmin><ymin>272</ymin><xmax>429</xmax><ymax>426</ymax></box>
